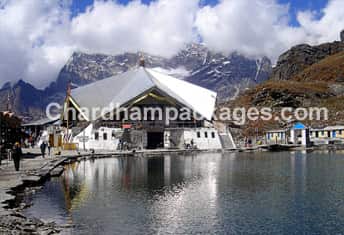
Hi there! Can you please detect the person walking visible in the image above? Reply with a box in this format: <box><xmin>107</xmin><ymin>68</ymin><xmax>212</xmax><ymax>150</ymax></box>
<box><xmin>12</xmin><ymin>142</ymin><xmax>22</xmax><ymax>171</ymax></box>
<box><xmin>40</xmin><ymin>142</ymin><xmax>46</xmax><ymax>158</ymax></box>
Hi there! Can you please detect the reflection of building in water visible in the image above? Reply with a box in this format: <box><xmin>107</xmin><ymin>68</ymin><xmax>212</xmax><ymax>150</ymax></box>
<box><xmin>60</xmin><ymin>154</ymin><xmax>223</xmax><ymax>212</ymax></box>
<box><xmin>60</xmin><ymin>63</ymin><xmax>235</xmax><ymax>151</ymax></box>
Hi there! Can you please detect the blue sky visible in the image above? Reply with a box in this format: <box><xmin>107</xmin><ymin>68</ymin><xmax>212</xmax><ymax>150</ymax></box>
<box><xmin>71</xmin><ymin>0</ymin><xmax>329</xmax><ymax>26</ymax></box>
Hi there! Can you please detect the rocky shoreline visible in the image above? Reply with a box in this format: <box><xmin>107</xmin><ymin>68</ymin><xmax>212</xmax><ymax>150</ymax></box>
<box><xmin>0</xmin><ymin>154</ymin><xmax>80</xmax><ymax>235</ymax></box>
<box><xmin>0</xmin><ymin>209</ymin><xmax>61</xmax><ymax>235</ymax></box>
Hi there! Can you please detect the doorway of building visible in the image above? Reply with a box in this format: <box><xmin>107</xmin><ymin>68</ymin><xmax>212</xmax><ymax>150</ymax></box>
<box><xmin>147</xmin><ymin>132</ymin><xmax>164</xmax><ymax>149</ymax></box>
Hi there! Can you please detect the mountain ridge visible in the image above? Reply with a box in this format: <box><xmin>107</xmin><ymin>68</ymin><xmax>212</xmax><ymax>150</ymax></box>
<box><xmin>0</xmin><ymin>43</ymin><xmax>272</xmax><ymax>121</ymax></box>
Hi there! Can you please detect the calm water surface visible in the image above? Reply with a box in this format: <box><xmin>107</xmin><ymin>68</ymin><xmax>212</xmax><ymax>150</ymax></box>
<box><xmin>24</xmin><ymin>151</ymin><xmax>344</xmax><ymax>234</ymax></box>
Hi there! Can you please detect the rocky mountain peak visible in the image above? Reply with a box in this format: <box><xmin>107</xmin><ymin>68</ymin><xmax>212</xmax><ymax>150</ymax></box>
<box><xmin>271</xmin><ymin>40</ymin><xmax>344</xmax><ymax>80</ymax></box>
<box><xmin>49</xmin><ymin>43</ymin><xmax>272</xmax><ymax>101</ymax></box>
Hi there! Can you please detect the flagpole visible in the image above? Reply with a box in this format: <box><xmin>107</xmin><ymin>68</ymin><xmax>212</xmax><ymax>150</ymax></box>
<box><xmin>66</xmin><ymin>81</ymin><xmax>71</xmax><ymax>144</ymax></box>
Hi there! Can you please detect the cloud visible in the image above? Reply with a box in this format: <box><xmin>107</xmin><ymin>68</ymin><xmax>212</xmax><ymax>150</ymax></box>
<box><xmin>296</xmin><ymin>0</ymin><xmax>344</xmax><ymax>44</ymax></box>
<box><xmin>195</xmin><ymin>0</ymin><xmax>344</xmax><ymax>61</ymax></box>
<box><xmin>0</xmin><ymin>0</ymin><xmax>199</xmax><ymax>89</ymax></box>
<box><xmin>0</xmin><ymin>0</ymin><xmax>344</xmax><ymax>89</ymax></box>
<box><xmin>0</xmin><ymin>0</ymin><xmax>72</xmax><ymax>88</ymax></box>
<box><xmin>70</xmin><ymin>0</ymin><xmax>198</xmax><ymax>57</ymax></box>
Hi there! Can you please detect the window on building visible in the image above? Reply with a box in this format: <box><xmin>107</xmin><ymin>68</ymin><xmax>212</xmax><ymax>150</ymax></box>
<box><xmin>211</xmin><ymin>132</ymin><xmax>215</xmax><ymax>138</ymax></box>
<box><xmin>95</xmin><ymin>132</ymin><xmax>99</xmax><ymax>140</ymax></box>
<box><xmin>197</xmin><ymin>132</ymin><xmax>201</xmax><ymax>138</ymax></box>
<box><xmin>103</xmin><ymin>133</ymin><xmax>107</xmax><ymax>140</ymax></box>
<box><xmin>267</xmin><ymin>133</ymin><xmax>270</xmax><ymax>140</ymax></box>
<box><xmin>315</xmin><ymin>131</ymin><xmax>319</xmax><ymax>138</ymax></box>
<box><xmin>205</xmin><ymin>132</ymin><xmax>208</xmax><ymax>138</ymax></box>
<box><xmin>112</xmin><ymin>130</ymin><xmax>116</xmax><ymax>139</ymax></box>
<box><xmin>339</xmin><ymin>130</ymin><xmax>342</xmax><ymax>135</ymax></box>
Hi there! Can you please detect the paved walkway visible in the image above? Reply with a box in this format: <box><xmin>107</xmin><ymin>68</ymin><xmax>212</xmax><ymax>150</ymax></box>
<box><xmin>0</xmin><ymin>155</ymin><xmax>61</xmax><ymax>214</ymax></box>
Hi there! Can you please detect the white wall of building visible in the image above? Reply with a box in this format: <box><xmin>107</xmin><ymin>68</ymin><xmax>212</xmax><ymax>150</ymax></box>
<box><xmin>289</xmin><ymin>129</ymin><xmax>311</xmax><ymax>147</ymax></box>
<box><xmin>73</xmin><ymin>125</ymin><xmax>223</xmax><ymax>151</ymax></box>
<box><xmin>36</xmin><ymin>130</ymin><xmax>49</xmax><ymax>147</ymax></box>
<box><xmin>73</xmin><ymin>124</ymin><xmax>121</xmax><ymax>150</ymax></box>
<box><xmin>183</xmin><ymin>128</ymin><xmax>222</xmax><ymax>150</ymax></box>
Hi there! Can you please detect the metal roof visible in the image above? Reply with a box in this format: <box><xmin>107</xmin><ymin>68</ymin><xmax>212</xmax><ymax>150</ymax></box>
<box><xmin>311</xmin><ymin>125</ymin><xmax>344</xmax><ymax>131</ymax></box>
<box><xmin>292</xmin><ymin>122</ymin><xmax>307</xmax><ymax>130</ymax></box>
<box><xmin>265</xmin><ymin>129</ymin><xmax>287</xmax><ymax>133</ymax></box>
<box><xmin>70</xmin><ymin>67</ymin><xmax>217</xmax><ymax>121</ymax></box>
<box><xmin>22</xmin><ymin>117</ymin><xmax>59</xmax><ymax>127</ymax></box>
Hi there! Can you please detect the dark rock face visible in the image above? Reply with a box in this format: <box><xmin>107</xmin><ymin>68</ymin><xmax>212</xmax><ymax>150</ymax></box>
<box><xmin>45</xmin><ymin>51</ymin><xmax>170</xmax><ymax>95</ymax></box>
<box><xmin>271</xmin><ymin>41</ymin><xmax>344</xmax><ymax>80</ymax></box>
<box><xmin>341</xmin><ymin>30</ymin><xmax>344</xmax><ymax>42</ymax></box>
<box><xmin>0</xmin><ymin>80</ymin><xmax>45</xmax><ymax>121</ymax></box>
<box><xmin>252</xmin><ymin>89</ymin><xmax>302</xmax><ymax>108</ymax></box>
<box><xmin>252</xmin><ymin>87</ymin><xmax>333</xmax><ymax>108</ymax></box>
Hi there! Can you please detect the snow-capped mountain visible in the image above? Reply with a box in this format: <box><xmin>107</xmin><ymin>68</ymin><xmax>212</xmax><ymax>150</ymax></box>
<box><xmin>0</xmin><ymin>43</ymin><xmax>272</xmax><ymax>120</ymax></box>
<box><xmin>48</xmin><ymin>43</ymin><xmax>271</xmax><ymax>101</ymax></box>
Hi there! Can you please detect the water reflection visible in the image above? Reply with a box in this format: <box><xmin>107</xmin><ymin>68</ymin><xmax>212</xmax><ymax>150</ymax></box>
<box><xmin>24</xmin><ymin>151</ymin><xmax>344</xmax><ymax>234</ymax></box>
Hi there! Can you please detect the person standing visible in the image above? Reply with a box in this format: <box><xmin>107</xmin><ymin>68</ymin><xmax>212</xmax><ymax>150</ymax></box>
<box><xmin>47</xmin><ymin>141</ymin><xmax>51</xmax><ymax>156</ymax></box>
<box><xmin>40</xmin><ymin>142</ymin><xmax>46</xmax><ymax>158</ymax></box>
<box><xmin>12</xmin><ymin>142</ymin><xmax>22</xmax><ymax>171</ymax></box>
<box><xmin>0</xmin><ymin>144</ymin><xmax>2</xmax><ymax>166</ymax></box>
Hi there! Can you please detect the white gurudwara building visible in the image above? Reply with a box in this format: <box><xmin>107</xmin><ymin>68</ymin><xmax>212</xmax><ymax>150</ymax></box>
<box><xmin>61</xmin><ymin>64</ymin><xmax>235</xmax><ymax>151</ymax></box>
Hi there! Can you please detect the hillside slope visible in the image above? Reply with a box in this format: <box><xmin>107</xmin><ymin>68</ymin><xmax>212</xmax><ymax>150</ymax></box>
<box><xmin>225</xmin><ymin>46</ymin><xmax>344</xmax><ymax>135</ymax></box>
<box><xmin>294</xmin><ymin>51</ymin><xmax>344</xmax><ymax>82</ymax></box>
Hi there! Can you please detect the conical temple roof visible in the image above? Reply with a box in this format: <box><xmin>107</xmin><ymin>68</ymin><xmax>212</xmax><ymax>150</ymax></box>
<box><xmin>70</xmin><ymin>67</ymin><xmax>217</xmax><ymax>121</ymax></box>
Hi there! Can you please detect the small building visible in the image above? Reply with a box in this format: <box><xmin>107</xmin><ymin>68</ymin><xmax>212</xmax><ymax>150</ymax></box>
<box><xmin>0</xmin><ymin>111</ymin><xmax>22</xmax><ymax>149</ymax></box>
<box><xmin>265</xmin><ymin>129</ymin><xmax>288</xmax><ymax>144</ymax></box>
<box><xmin>60</xmin><ymin>65</ymin><xmax>234</xmax><ymax>151</ymax></box>
<box><xmin>290</xmin><ymin>122</ymin><xmax>311</xmax><ymax>147</ymax></box>
<box><xmin>22</xmin><ymin>117</ymin><xmax>62</xmax><ymax>147</ymax></box>
<box><xmin>265</xmin><ymin>122</ymin><xmax>311</xmax><ymax>147</ymax></box>
<box><xmin>310</xmin><ymin>125</ymin><xmax>344</xmax><ymax>145</ymax></box>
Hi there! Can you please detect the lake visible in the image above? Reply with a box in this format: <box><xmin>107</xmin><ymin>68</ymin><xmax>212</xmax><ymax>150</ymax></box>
<box><xmin>23</xmin><ymin>151</ymin><xmax>344</xmax><ymax>234</ymax></box>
